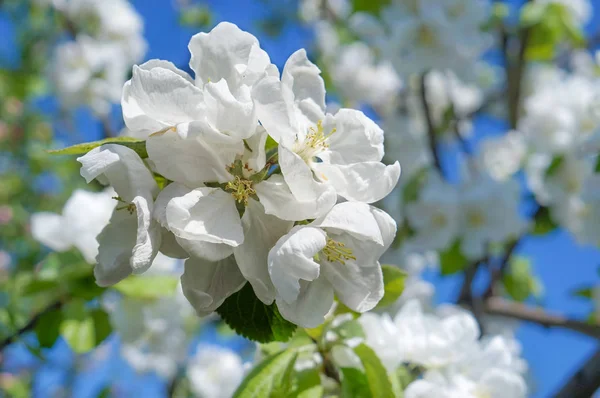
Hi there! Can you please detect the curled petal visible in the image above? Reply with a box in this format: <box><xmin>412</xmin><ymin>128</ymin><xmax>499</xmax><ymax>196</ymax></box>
<box><xmin>321</xmin><ymin>260</ymin><xmax>384</xmax><ymax>313</ymax></box>
<box><xmin>268</xmin><ymin>226</ymin><xmax>325</xmax><ymax>304</ymax></box>
<box><xmin>233</xmin><ymin>199</ymin><xmax>293</xmax><ymax>305</ymax></box>
<box><xmin>255</xmin><ymin>174</ymin><xmax>336</xmax><ymax>221</ymax></box>
<box><xmin>77</xmin><ymin>144</ymin><xmax>158</xmax><ymax>203</ymax></box>
<box><xmin>181</xmin><ymin>255</ymin><xmax>246</xmax><ymax>317</ymax></box>
<box><xmin>204</xmin><ymin>79</ymin><xmax>256</xmax><ymax>139</ymax></box>
<box><xmin>276</xmin><ymin>275</ymin><xmax>334</xmax><ymax>328</ymax></box>
<box><xmin>146</xmin><ymin>121</ymin><xmax>243</xmax><ymax>186</ymax></box>
<box><xmin>313</xmin><ymin>161</ymin><xmax>400</xmax><ymax>203</ymax></box>
<box><xmin>327</xmin><ymin>109</ymin><xmax>385</xmax><ymax>163</ymax></box>
<box><xmin>122</xmin><ymin>62</ymin><xmax>205</xmax><ymax>135</ymax></box>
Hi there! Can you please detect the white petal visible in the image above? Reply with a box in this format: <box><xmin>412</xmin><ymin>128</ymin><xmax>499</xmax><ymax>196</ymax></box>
<box><xmin>279</xmin><ymin>145</ymin><xmax>338</xmax><ymax>210</ymax></box>
<box><xmin>137</xmin><ymin>59</ymin><xmax>193</xmax><ymax>82</ymax></box>
<box><xmin>321</xmin><ymin>260</ymin><xmax>384</xmax><ymax>313</ymax></box>
<box><xmin>181</xmin><ymin>255</ymin><xmax>246</xmax><ymax>317</ymax></box>
<box><xmin>276</xmin><ymin>275</ymin><xmax>334</xmax><ymax>328</ymax></box>
<box><xmin>233</xmin><ymin>199</ymin><xmax>293</xmax><ymax>305</ymax></box>
<box><xmin>95</xmin><ymin>203</ymin><xmax>161</xmax><ymax>287</ymax></box>
<box><xmin>243</xmin><ymin>125</ymin><xmax>267</xmax><ymax>174</ymax></box>
<box><xmin>30</xmin><ymin>213</ymin><xmax>71</xmax><ymax>252</ymax></box>
<box><xmin>176</xmin><ymin>236</ymin><xmax>234</xmax><ymax>262</ymax></box>
<box><xmin>313</xmin><ymin>161</ymin><xmax>400</xmax><ymax>203</ymax></box>
<box><xmin>188</xmin><ymin>21</ymin><xmax>272</xmax><ymax>89</ymax></box>
<box><xmin>159</xmin><ymin>227</ymin><xmax>189</xmax><ymax>259</ymax></box>
<box><xmin>254</xmin><ymin>174</ymin><xmax>336</xmax><ymax>221</ymax></box>
<box><xmin>130</xmin><ymin>196</ymin><xmax>162</xmax><ymax>274</ymax></box>
<box><xmin>311</xmin><ymin>202</ymin><xmax>384</xmax><ymax>245</ymax></box>
<box><xmin>204</xmin><ymin>79</ymin><xmax>256</xmax><ymax>139</ymax></box>
<box><xmin>252</xmin><ymin>75</ymin><xmax>297</xmax><ymax>145</ymax></box>
<box><xmin>77</xmin><ymin>144</ymin><xmax>158</xmax><ymax>202</ymax></box>
<box><xmin>156</xmin><ymin>184</ymin><xmax>243</xmax><ymax>260</ymax></box>
<box><xmin>122</xmin><ymin>63</ymin><xmax>205</xmax><ymax>135</ymax></box>
<box><xmin>146</xmin><ymin>121</ymin><xmax>243</xmax><ymax>185</ymax></box>
<box><xmin>327</xmin><ymin>109</ymin><xmax>384</xmax><ymax>163</ymax></box>
<box><xmin>281</xmin><ymin>49</ymin><xmax>326</xmax><ymax>119</ymax></box>
<box><xmin>268</xmin><ymin>226</ymin><xmax>326</xmax><ymax>303</ymax></box>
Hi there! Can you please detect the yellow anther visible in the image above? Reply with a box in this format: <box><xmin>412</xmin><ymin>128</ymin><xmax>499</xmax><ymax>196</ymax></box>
<box><xmin>305</xmin><ymin>120</ymin><xmax>336</xmax><ymax>150</ymax></box>
<box><xmin>320</xmin><ymin>238</ymin><xmax>356</xmax><ymax>265</ymax></box>
<box><xmin>226</xmin><ymin>176</ymin><xmax>256</xmax><ymax>206</ymax></box>
<box><xmin>418</xmin><ymin>24</ymin><xmax>437</xmax><ymax>47</ymax></box>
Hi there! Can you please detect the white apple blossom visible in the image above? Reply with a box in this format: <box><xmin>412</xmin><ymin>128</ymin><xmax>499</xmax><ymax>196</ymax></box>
<box><xmin>268</xmin><ymin>202</ymin><xmax>396</xmax><ymax>327</ymax></box>
<box><xmin>77</xmin><ymin>144</ymin><xmax>161</xmax><ymax>286</ymax></box>
<box><xmin>51</xmin><ymin>36</ymin><xmax>130</xmax><ymax>116</ymax></box>
<box><xmin>405</xmin><ymin>172</ymin><xmax>460</xmax><ymax>252</ymax></box>
<box><xmin>253</xmin><ymin>49</ymin><xmax>400</xmax><ymax>208</ymax></box>
<box><xmin>520</xmin><ymin>64</ymin><xmax>600</xmax><ymax>154</ymax></box>
<box><xmin>104</xmin><ymin>254</ymin><xmax>196</xmax><ymax>379</ymax></box>
<box><xmin>299</xmin><ymin>0</ymin><xmax>350</xmax><ymax>23</ymax></box>
<box><xmin>351</xmin><ymin>0</ymin><xmax>492</xmax><ymax>76</ymax></box>
<box><xmin>360</xmin><ymin>300</ymin><xmax>528</xmax><ymax>398</ymax></box>
<box><xmin>59</xmin><ymin>0</ymin><xmax>147</xmax><ymax>63</ymax></box>
<box><xmin>30</xmin><ymin>188</ymin><xmax>115</xmax><ymax>263</ymax></box>
<box><xmin>459</xmin><ymin>176</ymin><xmax>527</xmax><ymax>260</ymax></box>
<box><xmin>187</xmin><ymin>345</ymin><xmax>246</xmax><ymax>398</ymax></box>
<box><xmin>327</xmin><ymin>42</ymin><xmax>402</xmax><ymax>111</ymax></box>
<box><xmin>477</xmin><ymin>131</ymin><xmax>527</xmax><ymax>181</ymax></box>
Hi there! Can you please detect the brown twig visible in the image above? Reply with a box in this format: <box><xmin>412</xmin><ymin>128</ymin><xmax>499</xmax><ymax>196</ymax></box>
<box><xmin>554</xmin><ymin>348</ymin><xmax>600</xmax><ymax>398</ymax></box>
<box><xmin>482</xmin><ymin>297</ymin><xmax>600</xmax><ymax>340</ymax></box>
<box><xmin>0</xmin><ymin>300</ymin><xmax>64</xmax><ymax>351</ymax></box>
<box><xmin>420</xmin><ymin>71</ymin><xmax>443</xmax><ymax>175</ymax></box>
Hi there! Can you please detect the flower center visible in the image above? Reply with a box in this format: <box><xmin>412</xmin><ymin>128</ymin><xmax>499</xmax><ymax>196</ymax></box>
<box><xmin>226</xmin><ymin>176</ymin><xmax>256</xmax><ymax>206</ymax></box>
<box><xmin>295</xmin><ymin>120</ymin><xmax>336</xmax><ymax>163</ymax></box>
<box><xmin>431</xmin><ymin>211</ymin><xmax>447</xmax><ymax>227</ymax></box>
<box><xmin>318</xmin><ymin>238</ymin><xmax>356</xmax><ymax>265</ymax></box>
<box><xmin>466</xmin><ymin>210</ymin><xmax>486</xmax><ymax>228</ymax></box>
<box><xmin>417</xmin><ymin>24</ymin><xmax>437</xmax><ymax>47</ymax></box>
<box><xmin>113</xmin><ymin>196</ymin><xmax>136</xmax><ymax>214</ymax></box>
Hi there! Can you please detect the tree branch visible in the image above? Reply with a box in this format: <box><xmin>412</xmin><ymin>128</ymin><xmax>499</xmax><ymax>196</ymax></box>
<box><xmin>554</xmin><ymin>348</ymin><xmax>600</xmax><ymax>398</ymax></box>
<box><xmin>0</xmin><ymin>300</ymin><xmax>64</xmax><ymax>351</ymax></box>
<box><xmin>420</xmin><ymin>71</ymin><xmax>443</xmax><ymax>175</ymax></box>
<box><xmin>482</xmin><ymin>297</ymin><xmax>600</xmax><ymax>339</ymax></box>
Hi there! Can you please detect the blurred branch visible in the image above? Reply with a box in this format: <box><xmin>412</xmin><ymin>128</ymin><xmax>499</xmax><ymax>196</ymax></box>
<box><xmin>0</xmin><ymin>300</ymin><xmax>64</xmax><ymax>351</ymax></box>
<box><xmin>481</xmin><ymin>297</ymin><xmax>600</xmax><ymax>339</ymax></box>
<box><xmin>483</xmin><ymin>239</ymin><xmax>520</xmax><ymax>299</ymax></box>
<box><xmin>420</xmin><ymin>71</ymin><xmax>444</xmax><ymax>175</ymax></box>
<box><xmin>554</xmin><ymin>348</ymin><xmax>600</xmax><ymax>398</ymax></box>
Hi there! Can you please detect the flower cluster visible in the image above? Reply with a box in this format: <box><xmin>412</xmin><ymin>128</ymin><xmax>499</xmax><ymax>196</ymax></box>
<box><xmin>76</xmin><ymin>22</ymin><xmax>400</xmax><ymax>328</ymax></box>
<box><xmin>41</xmin><ymin>0</ymin><xmax>146</xmax><ymax>115</ymax></box>
<box><xmin>359</xmin><ymin>300</ymin><xmax>528</xmax><ymax>398</ymax></box>
<box><xmin>350</xmin><ymin>0</ymin><xmax>493</xmax><ymax>77</ymax></box>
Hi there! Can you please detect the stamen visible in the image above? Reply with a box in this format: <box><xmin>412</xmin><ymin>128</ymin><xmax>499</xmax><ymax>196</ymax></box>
<box><xmin>320</xmin><ymin>238</ymin><xmax>356</xmax><ymax>265</ymax></box>
<box><xmin>226</xmin><ymin>176</ymin><xmax>256</xmax><ymax>206</ymax></box>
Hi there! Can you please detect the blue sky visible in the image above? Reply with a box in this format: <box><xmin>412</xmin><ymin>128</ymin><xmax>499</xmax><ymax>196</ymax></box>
<box><xmin>2</xmin><ymin>0</ymin><xmax>600</xmax><ymax>396</ymax></box>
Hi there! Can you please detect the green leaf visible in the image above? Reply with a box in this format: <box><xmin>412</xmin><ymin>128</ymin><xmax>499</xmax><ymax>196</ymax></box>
<box><xmin>440</xmin><ymin>240</ymin><xmax>468</xmax><ymax>275</ymax></box>
<box><xmin>402</xmin><ymin>168</ymin><xmax>428</xmax><ymax>204</ymax></box>
<box><xmin>113</xmin><ymin>275</ymin><xmax>179</xmax><ymax>299</ymax></box>
<box><xmin>35</xmin><ymin>308</ymin><xmax>63</xmax><ymax>348</ymax></box>
<box><xmin>352</xmin><ymin>0</ymin><xmax>390</xmax><ymax>15</ymax></box>
<box><xmin>179</xmin><ymin>5</ymin><xmax>212</xmax><ymax>28</ymax></box>
<box><xmin>520</xmin><ymin>3</ymin><xmax>547</xmax><ymax>26</ymax></box>
<box><xmin>377</xmin><ymin>265</ymin><xmax>407</xmax><ymax>308</ymax></box>
<box><xmin>340</xmin><ymin>367</ymin><xmax>370</xmax><ymax>398</ymax></box>
<box><xmin>353</xmin><ymin>344</ymin><xmax>395</xmax><ymax>398</ymax></box>
<box><xmin>572</xmin><ymin>287</ymin><xmax>594</xmax><ymax>299</ymax></box>
<box><xmin>265</xmin><ymin>135</ymin><xmax>278</xmax><ymax>152</ymax></box>
<box><xmin>48</xmin><ymin>137</ymin><xmax>147</xmax><ymax>158</ymax></box>
<box><xmin>233</xmin><ymin>349</ymin><xmax>299</xmax><ymax>398</ymax></box>
<box><xmin>216</xmin><ymin>284</ymin><xmax>297</xmax><ymax>343</ymax></box>
<box><xmin>61</xmin><ymin>316</ymin><xmax>95</xmax><ymax>353</ymax></box>
<box><xmin>532</xmin><ymin>206</ymin><xmax>558</xmax><ymax>235</ymax></box>
<box><xmin>289</xmin><ymin>367</ymin><xmax>323</xmax><ymax>398</ymax></box>
<box><xmin>545</xmin><ymin>155</ymin><xmax>564</xmax><ymax>177</ymax></box>
<box><xmin>503</xmin><ymin>257</ymin><xmax>537</xmax><ymax>302</ymax></box>
<box><xmin>60</xmin><ymin>308</ymin><xmax>112</xmax><ymax>353</ymax></box>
